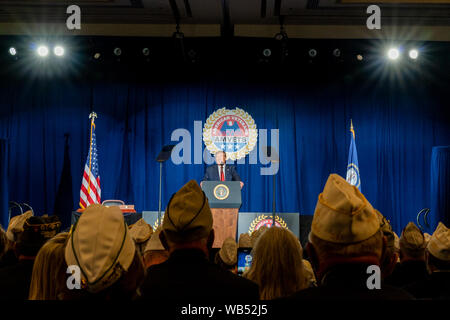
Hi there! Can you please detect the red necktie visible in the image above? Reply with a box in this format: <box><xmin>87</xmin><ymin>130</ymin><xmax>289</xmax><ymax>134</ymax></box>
<box><xmin>220</xmin><ymin>165</ymin><xmax>225</xmax><ymax>181</ymax></box>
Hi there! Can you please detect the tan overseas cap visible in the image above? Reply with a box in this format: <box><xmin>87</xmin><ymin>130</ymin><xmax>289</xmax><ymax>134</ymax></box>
<box><xmin>129</xmin><ymin>218</ymin><xmax>153</xmax><ymax>244</ymax></box>
<box><xmin>427</xmin><ymin>222</ymin><xmax>450</xmax><ymax>261</ymax></box>
<box><xmin>162</xmin><ymin>180</ymin><xmax>213</xmax><ymax>243</ymax></box>
<box><xmin>144</xmin><ymin>227</ymin><xmax>165</xmax><ymax>252</ymax></box>
<box><xmin>6</xmin><ymin>210</ymin><xmax>33</xmax><ymax>242</ymax></box>
<box><xmin>400</xmin><ymin>222</ymin><xmax>426</xmax><ymax>251</ymax></box>
<box><xmin>65</xmin><ymin>204</ymin><xmax>136</xmax><ymax>293</ymax></box>
<box><xmin>311</xmin><ymin>174</ymin><xmax>380</xmax><ymax>243</ymax></box>
<box><xmin>239</xmin><ymin>233</ymin><xmax>252</xmax><ymax>248</ymax></box>
<box><xmin>219</xmin><ymin>237</ymin><xmax>238</xmax><ymax>266</ymax></box>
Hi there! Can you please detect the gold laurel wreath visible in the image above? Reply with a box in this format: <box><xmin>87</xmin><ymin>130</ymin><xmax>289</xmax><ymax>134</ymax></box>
<box><xmin>248</xmin><ymin>214</ymin><xmax>289</xmax><ymax>233</ymax></box>
<box><xmin>203</xmin><ymin>107</ymin><xmax>258</xmax><ymax>161</ymax></box>
<box><xmin>248</xmin><ymin>214</ymin><xmax>267</xmax><ymax>234</ymax></box>
<box><xmin>153</xmin><ymin>216</ymin><xmax>164</xmax><ymax>230</ymax></box>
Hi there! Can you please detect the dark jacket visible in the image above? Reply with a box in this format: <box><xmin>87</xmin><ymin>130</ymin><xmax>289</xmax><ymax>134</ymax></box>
<box><xmin>202</xmin><ymin>164</ymin><xmax>241</xmax><ymax>182</ymax></box>
<box><xmin>403</xmin><ymin>271</ymin><xmax>450</xmax><ymax>300</ymax></box>
<box><xmin>140</xmin><ymin>249</ymin><xmax>259</xmax><ymax>300</ymax></box>
<box><xmin>290</xmin><ymin>263</ymin><xmax>414</xmax><ymax>300</ymax></box>
<box><xmin>0</xmin><ymin>250</ymin><xmax>18</xmax><ymax>269</ymax></box>
<box><xmin>384</xmin><ymin>260</ymin><xmax>428</xmax><ymax>288</ymax></box>
<box><xmin>0</xmin><ymin>259</ymin><xmax>35</xmax><ymax>300</ymax></box>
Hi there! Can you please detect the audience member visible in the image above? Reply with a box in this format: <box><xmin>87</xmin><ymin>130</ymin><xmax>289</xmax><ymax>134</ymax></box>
<box><xmin>244</xmin><ymin>226</ymin><xmax>308</xmax><ymax>299</ymax></box>
<box><xmin>63</xmin><ymin>204</ymin><xmax>145</xmax><ymax>300</ymax></box>
<box><xmin>0</xmin><ymin>215</ymin><xmax>61</xmax><ymax>300</ymax></box>
<box><xmin>140</xmin><ymin>180</ymin><xmax>259</xmax><ymax>300</ymax></box>
<box><xmin>0</xmin><ymin>211</ymin><xmax>33</xmax><ymax>268</ymax></box>
<box><xmin>214</xmin><ymin>237</ymin><xmax>238</xmax><ymax>274</ymax></box>
<box><xmin>28</xmin><ymin>232</ymin><xmax>69</xmax><ymax>300</ymax></box>
<box><xmin>0</xmin><ymin>226</ymin><xmax>7</xmax><ymax>263</ymax></box>
<box><xmin>238</xmin><ymin>233</ymin><xmax>252</xmax><ymax>249</ymax></box>
<box><xmin>404</xmin><ymin>222</ymin><xmax>450</xmax><ymax>299</ymax></box>
<box><xmin>375</xmin><ymin>210</ymin><xmax>399</xmax><ymax>279</ymax></box>
<box><xmin>385</xmin><ymin>222</ymin><xmax>428</xmax><ymax>288</ymax></box>
<box><xmin>142</xmin><ymin>227</ymin><xmax>169</xmax><ymax>269</ymax></box>
<box><xmin>129</xmin><ymin>218</ymin><xmax>153</xmax><ymax>258</ymax></box>
<box><xmin>291</xmin><ymin>174</ymin><xmax>413</xmax><ymax>300</ymax></box>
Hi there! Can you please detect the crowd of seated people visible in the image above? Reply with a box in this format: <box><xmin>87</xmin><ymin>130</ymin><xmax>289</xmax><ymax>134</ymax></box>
<box><xmin>0</xmin><ymin>174</ymin><xmax>449</xmax><ymax>300</ymax></box>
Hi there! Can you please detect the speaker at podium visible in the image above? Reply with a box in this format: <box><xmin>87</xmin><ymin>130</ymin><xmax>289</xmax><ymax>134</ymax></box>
<box><xmin>201</xmin><ymin>181</ymin><xmax>241</xmax><ymax>248</ymax></box>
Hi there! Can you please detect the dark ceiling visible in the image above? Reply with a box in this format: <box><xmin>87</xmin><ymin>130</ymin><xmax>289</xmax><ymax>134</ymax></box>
<box><xmin>0</xmin><ymin>1</ymin><xmax>449</xmax><ymax>40</ymax></box>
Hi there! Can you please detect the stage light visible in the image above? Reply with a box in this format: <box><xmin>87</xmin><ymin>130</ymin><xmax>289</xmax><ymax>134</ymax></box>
<box><xmin>308</xmin><ymin>49</ymin><xmax>317</xmax><ymax>58</ymax></box>
<box><xmin>93</xmin><ymin>53</ymin><xmax>101</xmax><ymax>59</ymax></box>
<box><xmin>409</xmin><ymin>49</ymin><xmax>419</xmax><ymax>60</ymax></box>
<box><xmin>37</xmin><ymin>45</ymin><xmax>49</xmax><ymax>57</ymax></box>
<box><xmin>263</xmin><ymin>48</ymin><xmax>272</xmax><ymax>57</ymax></box>
<box><xmin>53</xmin><ymin>45</ymin><xmax>65</xmax><ymax>57</ymax></box>
<box><xmin>9</xmin><ymin>47</ymin><xmax>17</xmax><ymax>56</ymax></box>
<box><xmin>333</xmin><ymin>49</ymin><xmax>341</xmax><ymax>57</ymax></box>
<box><xmin>356</xmin><ymin>54</ymin><xmax>363</xmax><ymax>61</ymax></box>
<box><xmin>142</xmin><ymin>48</ymin><xmax>150</xmax><ymax>56</ymax></box>
<box><xmin>113</xmin><ymin>47</ymin><xmax>122</xmax><ymax>56</ymax></box>
<box><xmin>274</xmin><ymin>31</ymin><xmax>288</xmax><ymax>41</ymax></box>
<box><xmin>387</xmin><ymin>48</ymin><xmax>400</xmax><ymax>60</ymax></box>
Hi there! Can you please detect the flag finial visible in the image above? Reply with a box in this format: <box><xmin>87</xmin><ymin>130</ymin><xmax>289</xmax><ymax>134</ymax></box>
<box><xmin>89</xmin><ymin>111</ymin><xmax>97</xmax><ymax>120</ymax></box>
<box><xmin>350</xmin><ymin>119</ymin><xmax>355</xmax><ymax>139</ymax></box>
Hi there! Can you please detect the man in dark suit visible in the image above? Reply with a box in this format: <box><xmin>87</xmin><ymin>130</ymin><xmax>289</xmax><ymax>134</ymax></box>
<box><xmin>202</xmin><ymin>151</ymin><xmax>243</xmax><ymax>189</ymax></box>
<box><xmin>139</xmin><ymin>180</ymin><xmax>259</xmax><ymax>300</ymax></box>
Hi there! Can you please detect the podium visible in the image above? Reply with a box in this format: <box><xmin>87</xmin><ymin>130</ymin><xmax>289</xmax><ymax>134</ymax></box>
<box><xmin>201</xmin><ymin>181</ymin><xmax>242</xmax><ymax>248</ymax></box>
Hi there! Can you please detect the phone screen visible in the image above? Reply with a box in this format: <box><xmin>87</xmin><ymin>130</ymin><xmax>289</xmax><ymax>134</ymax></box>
<box><xmin>237</xmin><ymin>248</ymin><xmax>252</xmax><ymax>275</ymax></box>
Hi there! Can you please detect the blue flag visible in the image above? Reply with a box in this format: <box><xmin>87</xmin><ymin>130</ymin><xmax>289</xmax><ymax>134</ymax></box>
<box><xmin>346</xmin><ymin>120</ymin><xmax>361</xmax><ymax>190</ymax></box>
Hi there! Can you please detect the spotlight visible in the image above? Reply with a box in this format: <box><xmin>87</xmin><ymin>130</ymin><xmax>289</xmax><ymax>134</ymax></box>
<box><xmin>387</xmin><ymin>48</ymin><xmax>400</xmax><ymax>60</ymax></box>
<box><xmin>332</xmin><ymin>49</ymin><xmax>341</xmax><ymax>57</ymax></box>
<box><xmin>308</xmin><ymin>49</ymin><xmax>317</xmax><ymax>58</ymax></box>
<box><xmin>262</xmin><ymin>48</ymin><xmax>272</xmax><ymax>57</ymax></box>
<box><xmin>53</xmin><ymin>46</ymin><xmax>64</xmax><ymax>57</ymax></box>
<box><xmin>356</xmin><ymin>54</ymin><xmax>363</xmax><ymax>61</ymax></box>
<box><xmin>93</xmin><ymin>53</ymin><xmax>101</xmax><ymax>60</ymax></box>
<box><xmin>409</xmin><ymin>49</ymin><xmax>419</xmax><ymax>60</ymax></box>
<box><xmin>9</xmin><ymin>47</ymin><xmax>17</xmax><ymax>56</ymax></box>
<box><xmin>37</xmin><ymin>45</ymin><xmax>49</xmax><ymax>57</ymax></box>
<box><xmin>113</xmin><ymin>47</ymin><xmax>122</xmax><ymax>56</ymax></box>
<box><xmin>142</xmin><ymin>48</ymin><xmax>150</xmax><ymax>56</ymax></box>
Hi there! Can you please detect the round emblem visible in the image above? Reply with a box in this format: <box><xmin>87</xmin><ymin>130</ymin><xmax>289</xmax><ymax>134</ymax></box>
<box><xmin>248</xmin><ymin>214</ymin><xmax>288</xmax><ymax>233</ymax></box>
<box><xmin>346</xmin><ymin>163</ymin><xmax>360</xmax><ymax>188</ymax></box>
<box><xmin>213</xmin><ymin>184</ymin><xmax>230</xmax><ymax>200</ymax></box>
<box><xmin>203</xmin><ymin>107</ymin><xmax>258</xmax><ymax>161</ymax></box>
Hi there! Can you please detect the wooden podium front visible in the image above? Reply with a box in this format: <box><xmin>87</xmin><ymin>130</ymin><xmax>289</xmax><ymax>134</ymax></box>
<box><xmin>211</xmin><ymin>208</ymin><xmax>239</xmax><ymax>248</ymax></box>
<box><xmin>201</xmin><ymin>181</ymin><xmax>242</xmax><ymax>248</ymax></box>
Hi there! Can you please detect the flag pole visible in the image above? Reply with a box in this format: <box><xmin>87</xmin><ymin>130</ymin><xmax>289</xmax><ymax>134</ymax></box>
<box><xmin>87</xmin><ymin>112</ymin><xmax>97</xmax><ymax>199</ymax></box>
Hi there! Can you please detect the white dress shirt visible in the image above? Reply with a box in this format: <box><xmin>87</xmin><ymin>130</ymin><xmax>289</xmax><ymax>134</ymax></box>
<box><xmin>218</xmin><ymin>164</ymin><xmax>226</xmax><ymax>180</ymax></box>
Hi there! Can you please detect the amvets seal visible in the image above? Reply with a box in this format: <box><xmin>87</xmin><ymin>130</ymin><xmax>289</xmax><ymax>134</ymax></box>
<box><xmin>203</xmin><ymin>107</ymin><xmax>257</xmax><ymax>161</ymax></box>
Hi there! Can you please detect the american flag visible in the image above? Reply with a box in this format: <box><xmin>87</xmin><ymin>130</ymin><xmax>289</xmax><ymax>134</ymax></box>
<box><xmin>79</xmin><ymin>113</ymin><xmax>101</xmax><ymax>209</ymax></box>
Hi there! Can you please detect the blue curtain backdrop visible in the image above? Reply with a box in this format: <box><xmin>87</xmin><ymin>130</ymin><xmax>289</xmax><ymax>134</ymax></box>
<box><xmin>0</xmin><ymin>73</ymin><xmax>449</xmax><ymax>234</ymax></box>
<box><xmin>0</xmin><ymin>139</ymin><xmax>8</xmax><ymax>229</ymax></box>
<box><xmin>430</xmin><ymin>146</ymin><xmax>450</xmax><ymax>229</ymax></box>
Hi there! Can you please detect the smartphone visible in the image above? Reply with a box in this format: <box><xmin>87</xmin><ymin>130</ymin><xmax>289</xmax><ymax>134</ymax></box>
<box><xmin>237</xmin><ymin>248</ymin><xmax>252</xmax><ymax>275</ymax></box>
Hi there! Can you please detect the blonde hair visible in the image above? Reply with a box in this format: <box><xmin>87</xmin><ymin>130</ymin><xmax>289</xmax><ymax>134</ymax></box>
<box><xmin>28</xmin><ymin>232</ymin><xmax>69</xmax><ymax>300</ymax></box>
<box><xmin>244</xmin><ymin>227</ymin><xmax>308</xmax><ymax>300</ymax></box>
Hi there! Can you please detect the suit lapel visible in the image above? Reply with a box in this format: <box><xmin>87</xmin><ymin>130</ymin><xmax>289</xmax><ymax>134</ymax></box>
<box><xmin>214</xmin><ymin>164</ymin><xmax>220</xmax><ymax>181</ymax></box>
